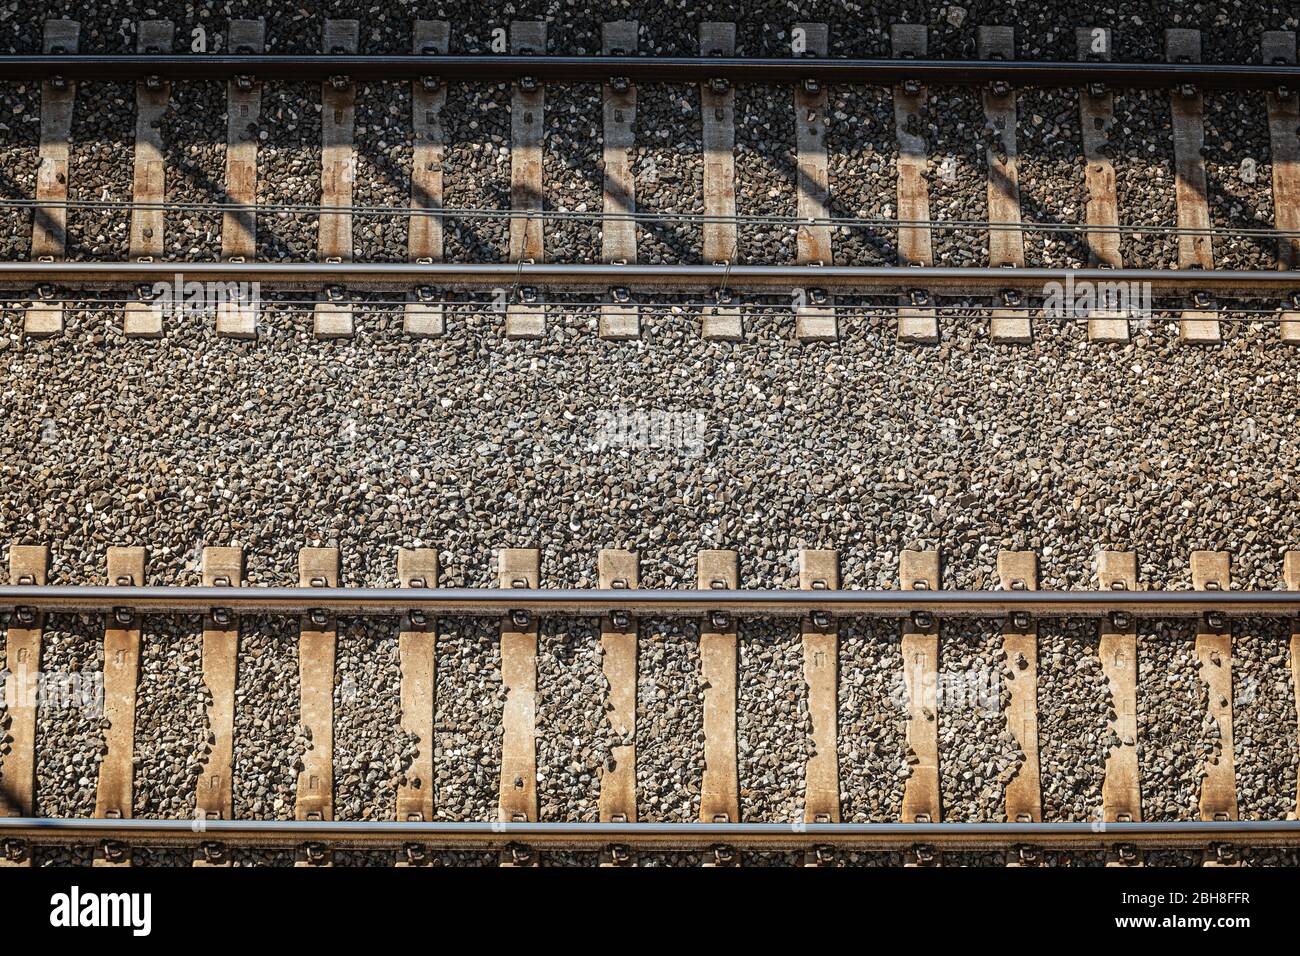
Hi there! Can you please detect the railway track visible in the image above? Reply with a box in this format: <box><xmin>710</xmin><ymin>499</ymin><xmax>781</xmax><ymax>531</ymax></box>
<box><xmin>3</xmin><ymin>13</ymin><xmax>1300</xmax><ymax>878</ymax></box>
<box><xmin>1</xmin><ymin>545</ymin><xmax>1298</xmax><ymax>866</ymax></box>
<box><xmin>4</xmin><ymin>19</ymin><xmax>1300</xmax><ymax>344</ymax></box>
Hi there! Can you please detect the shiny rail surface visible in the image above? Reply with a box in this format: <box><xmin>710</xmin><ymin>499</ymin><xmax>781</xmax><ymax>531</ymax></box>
<box><xmin>2</xmin><ymin>818</ymin><xmax>1298</xmax><ymax>851</ymax></box>
<box><xmin>3</xmin><ymin>262</ymin><xmax>1300</xmax><ymax>296</ymax></box>
<box><xmin>0</xmin><ymin>54</ymin><xmax>1298</xmax><ymax>89</ymax></box>
<box><xmin>2</xmin><ymin>586</ymin><xmax>1299</xmax><ymax>619</ymax></box>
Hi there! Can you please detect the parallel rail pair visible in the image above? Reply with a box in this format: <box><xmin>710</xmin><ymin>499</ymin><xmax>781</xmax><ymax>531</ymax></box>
<box><xmin>2</xmin><ymin>545</ymin><xmax>1299</xmax><ymax>865</ymax></box>
<box><xmin>8</xmin><ymin>20</ymin><xmax>1300</xmax><ymax>344</ymax></box>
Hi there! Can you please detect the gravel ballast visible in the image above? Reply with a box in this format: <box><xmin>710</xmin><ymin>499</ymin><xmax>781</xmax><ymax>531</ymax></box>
<box><xmin>162</xmin><ymin>81</ymin><xmax>226</xmax><ymax>261</ymax></box>
<box><xmin>231</xmin><ymin>615</ymin><xmax>303</xmax><ymax>820</ymax></box>
<box><xmin>636</xmin><ymin>619</ymin><xmax>704</xmax><ymax>822</ymax></box>
<box><xmin>1136</xmin><ymin>620</ymin><xmax>1216</xmax><ymax>821</ymax></box>
<box><xmin>433</xmin><ymin>618</ymin><xmax>502</xmax><ymax>821</ymax></box>
<box><xmin>536</xmin><ymin>616</ymin><xmax>614</xmax><ymax>821</ymax></box>
<box><xmin>826</xmin><ymin>85</ymin><xmax>896</xmax><ymax>265</ymax></box>
<box><xmin>926</xmin><ymin>87</ymin><xmax>988</xmax><ymax>267</ymax></box>
<box><xmin>0</xmin><ymin>81</ymin><xmax>40</xmax><ymax>261</ymax></box>
<box><xmin>443</xmin><ymin>82</ymin><xmax>509</xmax><ymax>262</ymax></box>
<box><xmin>837</xmin><ymin>619</ymin><xmax>908</xmax><ymax>821</ymax></box>
<box><xmin>1</xmin><ymin>4</ymin><xmax>1287</xmax><ymax>64</ymax></box>
<box><xmin>133</xmin><ymin>615</ymin><xmax>207</xmax><ymax>818</ymax></box>
<box><xmin>1037</xmin><ymin>619</ymin><xmax>1110</xmax><ymax>822</ymax></box>
<box><xmin>64</xmin><ymin>82</ymin><xmax>133</xmax><ymax>260</ymax></box>
<box><xmin>1112</xmin><ymin>89</ymin><xmax>1178</xmax><ymax>268</ymax></box>
<box><xmin>1203</xmin><ymin>91</ymin><xmax>1275</xmax><ymax>272</ymax></box>
<box><xmin>33</xmin><ymin>613</ymin><xmax>104</xmax><ymax>818</ymax></box>
<box><xmin>1232</xmin><ymin>618</ymin><xmax>1298</xmax><ymax>820</ymax></box>
<box><xmin>1017</xmin><ymin>88</ymin><xmax>1087</xmax><ymax>268</ymax></box>
<box><xmin>735</xmin><ymin>84</ymin><xmax>796</xmax><ymax>263</ymax></box>
<box><xmin>543</xmin><ymin>85</ymin><xmax>603</xmax><ymax>263</ymax></box>
<box><xmin>255</xmin><ymin>82</ymin><xmax>321</xmax><ymax>261</ymax></box>
<box><xmin>737</xmin><ymin>620</ymin><xmax>806</xmax><ymax>821</ymax></box>
<box><xmin>635</xmin><ymin>83</ymin><xmax>702</xmax><ymax>263</ymax></box>
<box><xmin>937</xmin><ymin>620</ymin><xmax>1022</xmax><ymax>821</ymax></box>
<box><xmin>332</xmin><ymin>617</ymin><xmax>402</xmax><ymax>821</ymax></box>
<box><xmin>353</xmin><ymin>81</ymin><xmax>413</xmax><ymax>262</ymax></box>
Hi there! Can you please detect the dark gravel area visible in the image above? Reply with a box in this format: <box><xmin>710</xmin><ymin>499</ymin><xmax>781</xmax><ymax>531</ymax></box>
<box><xmin>636</xmin><ymin>619</ymin><xmax>703</xmax><ymax>822</ymax></box>
<box><xmin>33</xmin><ymin>846</ymin><xmax>95</xmax><ymax>866</ymax></box>
<box><xmin>131</xmin><ymin>847</ymin><xmax>192</xmax><ymax>866</ymax></box>
<box><xmin>1043</xmin><ymin>850</ymin><xmax>1107</xmax><ymax>866</ymax></box>
<box><xmin>735</xmin><ymin>84</ymin><xmax>796</xmax><ymax>263</ymax></box>
<box><xmin>162</xmin><ymin>80</ymin><xmax>225</xmax><ymax>261</ymax></box>
<box><xmin>1</xmin><ymin>5</ymin><xmax>1288</xmax><ymax>64</ymax></box>
<box><xmin>333</xmin><ymin>617</ymin><xmax>402</xmax><ymax>821</ymax></box>
<box><xmin>133</xmin><ymin>615</ymin><xmax>207</xmax><ymax>818</ymax></box>
<box><xmin>826</xmin><ymin>85</ymin><xmax>896</xmax><ymax>264</ymax></box>
<box><xmin>1112</xmin><ymin>89</ymin><xmax>1178</xmax><ymax>267</ymax></box>
<box><xmin>0</xmin><ymin>81</ymin><xmax>40</xmax><ymax>260</ymax></box>
<box><xmin>541</xmin><ymin>850</ymin><xmax>600</xmax><ymax>866</ymax></box>
<box><xmin>443</xmin><ymin>82</ymin><xmax>509</xmax><ymax>262</ymax></box>
<box><xmin>544</xmin><ymin>84</ymin><xmax>603</xmax><ymax>262</ymax></box>
<box><xmin>1203</xmin><ymin>91</ymin><xmax>1275</xmax><ymax>271</ymax></box>
<box><xmin>64</xmin><ymin>82</ymin><xmax>133</xmax><ymax>260</ymax></box>
<box><xmin>1144</xmin><ymin>849</ymin><xmax>1204</xmax><ymax>866</ymax></box>
<box><xmin>231</xmin><ymin>615</ymin><xmax>303</xmax><ymax>820</ymax></box>
<box><xmin>334</xmin><ymin>848</ymin><xmax>395</xmax><ymax>866</ymax></box>
<box><xmin>837</xmin><ymin>619</ymin><xmax>907</xmax><ymax>821</ymax></box>
<box><xmin>1037</xmin><ymin>619</ymin><xmax>1110</xmax><ymax>821</ymax></box>
<box><xmin>1018</xmin><ymin>88</ymin><xmax>1088</xmax><ymax>267</ymax></box>
<box><xmin>33</xmin><ymin>613</ymin><xmax>103</xmax><ymax>818</ymax></box>
<box><xmin>743</xmin><ymin>849</ymin><xmax>806</xmax><ymax>866</ymax></box>
<box><xmin>1136</xmin><ymin>620</ymin><xmax>1215</xmax><ymax>821</ymax></box>
<box><xmin>635</xmin><ymin>83</ymin><xmax>702</xmax><ymax>263</ymax></box>
<box><xmin>536</xmin><ymin>616</ymin><xmax>613</xmax><ymax>821</ymax></box>
<box><xmin>353</xmin><ymin>81</ymin><xmax>412</xmax><ymax>261</ymax></box>
<box><xmin>433</xmin><ymin>618</ymin><xmax>502</xmax><ymax>821</ymax></box>
<box><xmin>1242</xmin><ymin>849</ymin><xmax>1300</xmax><ymax>867</ymax></box>
<box><xmin>1232</xmin><ymin>618</ymin><xmax>1298</xmax><ymax>820</ymax></box>
<box><xmin>937</xmin><ymin>619</ymin><xmax>1021</xmax><ymax>821</ymax></box>
<box><xmin>737</xmin><ymin>620</ymin><xmax>807</xmax><ymax>821</ymax></box>
<box><xmin>6</xmin><ymin>315</ymin><xmax>1300</xmax><ymax>593</ymax></box>
<box><xmin>926</xmin><ymin>87</ymin><xmax>988</xmax><ymax>265</ymax></box>
<box><xmin>255</xmin><ymin>82</ymin><xmax>321</xmax><ymax>261</ymax></box>
<box><xmin>827</xmin><ymin>849</ymin><xmax>904</xmax><ymax>865</ymax></box>
<box><xmin>638</xmin><ymin>851</ymin><xmax>704</xmax><ymax>866</ymax></box>
<box><xmin>943</xmin><ymin>850</ymin><xmax>1013</xmax><ymax>866</ymax></box>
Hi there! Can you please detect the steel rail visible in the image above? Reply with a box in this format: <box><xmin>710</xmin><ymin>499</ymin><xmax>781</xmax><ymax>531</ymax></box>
<box><xmin>4</xmin><ymin>297</ymin><xmax>1288</xmax><ymax>319</ymax></box>
<box><xmin>1</xmin><ymin>818</ymin><xmax>1297</xmax><ymax>851</ymax></box>
<box><xmin>2</xmin><ymin>585</ymin><xmax>1298</xmax><ymax>619</ymax></box>
<box><xmin>5</xmin><ymin>196</ymin><xmax>1300</xmax><ymax>241</ymax></box>
<box><xmin>1</xmin><ymin>55</ymin><xmax>1299</xmax><ymax>89</ymax></box>
<box><xmin>3</xmin><ymin>262</ymin><xmax>1299</xmax><ymax>296</ymax></box>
